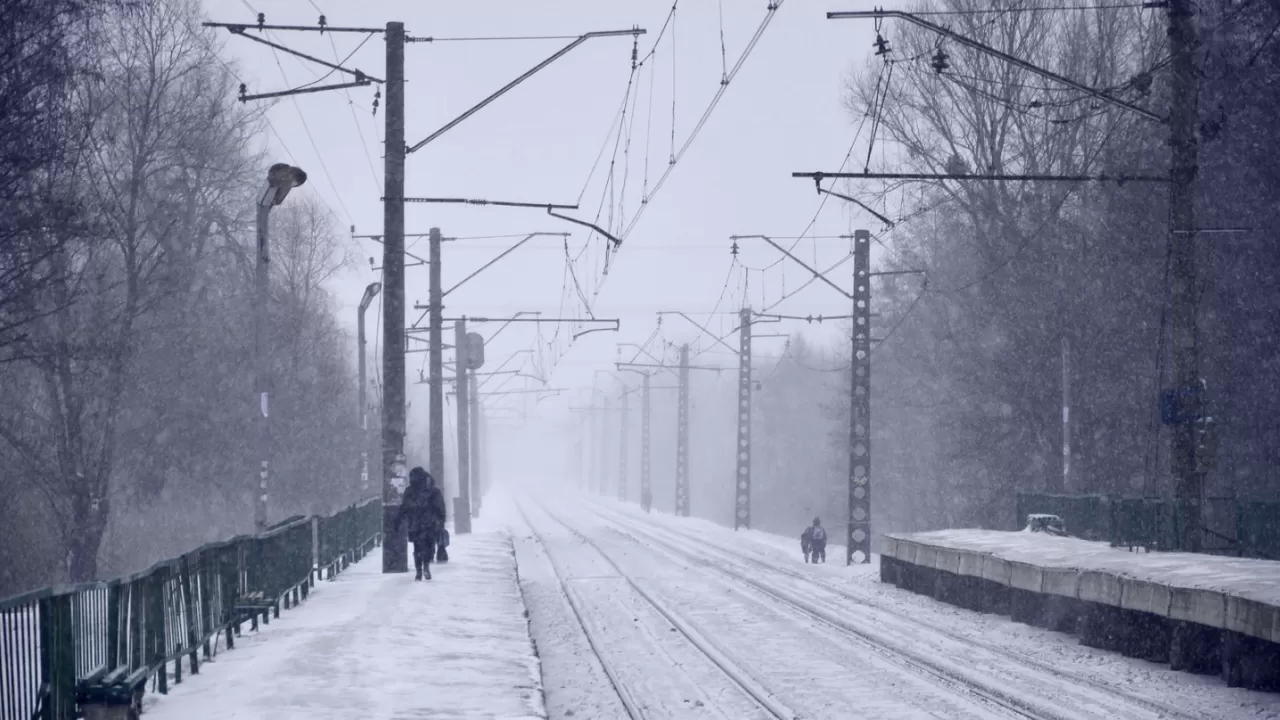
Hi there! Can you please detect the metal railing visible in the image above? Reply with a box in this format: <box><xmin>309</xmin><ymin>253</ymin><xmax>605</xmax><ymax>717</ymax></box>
<box><xmin>1016</xmin><ymin>492</ymin><xmax>1279</xmax><ymax>558</ymax></box>
<box><xmin>0</xmin><ymin>497</ymin><xmax>381</xmax><ymax>720</ymax></box>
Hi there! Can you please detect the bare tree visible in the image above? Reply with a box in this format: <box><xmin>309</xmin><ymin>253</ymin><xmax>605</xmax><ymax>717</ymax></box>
<box><xmin>0</xmin><ymin>0</ymin><xmax>258</xmax><ymax>581</ymax></box>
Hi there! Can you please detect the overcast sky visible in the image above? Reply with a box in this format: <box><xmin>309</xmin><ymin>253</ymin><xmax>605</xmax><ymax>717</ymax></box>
<box><xmin>201</xmin><ymin>0</ymin><xmax>886</xmax><ymax>433</ymax></box>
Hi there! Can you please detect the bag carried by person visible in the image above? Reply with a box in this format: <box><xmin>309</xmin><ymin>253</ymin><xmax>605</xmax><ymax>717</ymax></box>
<box><xmin>811</xmin><ymin>526</ymin><xmax>827</xmax><ymax>543</ymax></box>
<box><xmin>439</xmin><ymin>527</ymin><xmax>451</xmax><ymax>549</ymax></box>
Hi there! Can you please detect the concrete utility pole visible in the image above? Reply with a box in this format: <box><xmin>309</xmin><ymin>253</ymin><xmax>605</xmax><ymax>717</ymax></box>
<box><xmin>454</xmin><ymin>317</ymin><xmax>472</xmax><ymax>534</ymax></box>
<box><xmin>358</xmin><ymin>282</ymin><xmax>382</xmax><ymax>494</ymax></box>
<box><xmin>735</xmin><ymin>307</ymin><xmax>753</xmax><ymax>530</ymax></box>
<box><xmin>1167</xmin><ymin>0</ymin><xmax>1203</xmax><ymax>552</ymax></box>
<box><xmin>469</xmin><ymin>369</ymin><xmax>480</xmax><ymax>517</ymax></box>
<box><xmin>676</xmin><ymin>343</ymin><xmax>691</xmax><ymax>517</ymax></box>
<box><xmin>1062</xmin><ymin>335</ymin><xmax>1071</xmax><ymax>492</ymax></box>
<box><xmin>380</xmin><ymin>21</ymin><xmax>409</xmax><ymax>572</ymax></box>
<box><xmin>641</xmin><ymin>373</ymin><xmax>652</xmax><ymax>512</ymax></box>
<box><xmin>428</xmin><ymin>227</ymin><xmax>445</xmax><ymax>513</ymax></box>
<box><xmin>849</xmin><ymin>230</ymin><xmax>872</xmax><ymax>564</ymax></box>
<box><xmin>253</xmin><ymin>162</ymin><xmax>307</xmax><ymax>533</ymax></box>
<box><xmin>618</xmin><ymin>386</ymin><xmax>630</xmax><ymax>502</ymax></box>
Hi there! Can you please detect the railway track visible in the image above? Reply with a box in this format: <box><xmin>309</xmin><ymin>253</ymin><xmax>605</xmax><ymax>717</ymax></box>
<box><xmin>515</xmin><ymin>500</ymin><xmax>796</xmax><ymax>720</ymax></box>
<box><xmin>593</xmin><ymin>502</ymin><xmax>1207</xmax><ymax>720</ymax></box>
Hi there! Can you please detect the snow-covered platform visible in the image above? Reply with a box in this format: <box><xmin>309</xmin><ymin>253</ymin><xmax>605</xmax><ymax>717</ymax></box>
<box><xmin>143</xmin><ymin>525</ymin><xmax>544</xmax><ymax>720</ymax></box>
<box><xmin>882</xmin><ymin>529</ymin><xmax>1280</xmax><ymax>689</ymax></box>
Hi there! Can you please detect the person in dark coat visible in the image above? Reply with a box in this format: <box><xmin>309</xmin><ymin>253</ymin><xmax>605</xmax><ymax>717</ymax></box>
<box><xmin>800</xmin><ymin>527</ymin><xmax>813</xmax><ymax>563</ymax></box>
<box><xmin>396</xmin><ymin>467</ymin><xmax>447</xmax><ymax>580</ymax></box>
<box><xmin>804</xmin><ymin>517</ymin><xmax>827</xmax><ymax>563</ymax></box>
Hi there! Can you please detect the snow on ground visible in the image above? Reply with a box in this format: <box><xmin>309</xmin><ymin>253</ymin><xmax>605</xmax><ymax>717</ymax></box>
<box><xmin>144</xmin><ymin>515</ymin><xmax>544</xmax><ymax>720</ymax></box>
<box><xmin>590</xmin><ymin>496</ymin><xmax>1280</xmax><ymax>719</ymax></box>
<box><xmin>549</xmin><ymin>503</ymin><xmax>1040</xmax><ymax>719</ymax></box>
<box><xmin>483</xmin><ymin>493</ymin><xmax>632</xmax><ymax>720</ymax></box>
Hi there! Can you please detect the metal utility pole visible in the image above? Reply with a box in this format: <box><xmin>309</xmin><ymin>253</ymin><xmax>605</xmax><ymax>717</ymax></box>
<box><xmin>849</xmin><ymin>230</ymin><xmax>872</xmax><ymax>564</ymax></box>
<box><xmin>641</xmin><ymin>373</ymin><xmax>652</xmax><ymax>512</ymax></box>
<box><xmin>358</xmin><ymin>283</ymin><xmax>382</xmax><ymax>494</ymax></box>
<box><xmin>469</xmin><ymin>369</ymin><xmax>480</xmax><ymax>517</ymax></box>
<box><xmin>1167</xmin><ymin>0</ymin><xmax>1202</xmax><ymax>552</ymax></box>
<box><xmin>618</xmin><ymin>386</ymin><xmax>630</xmax><ymax>502</ymax></box>
<box><xmin>454</xmin><ymin>317</ymin><xmax>472</xmax><ymax>534</ymax></box>
<box><xmin>735</xmin><ymin>307</ymin><xmax>753</xmax><ymax>530</ymax></box>
<box><xmin>253</xmin><ymin>163</ymin><xmax>307</xmax><ymax>533</ymax></box>
<box><xmin>618</xmin><ymin>360</ymin><xmax>712</xmax><ymax>515</ymax></box>
<box><xmin>676</xmin><ymin>344</ymin><xmax>691</xmax><ymax>517</ymax></box>
<box><xmin>379</xmin><ymin>21</ymin><xmax>409</xmax><ymax>572</ymax></box>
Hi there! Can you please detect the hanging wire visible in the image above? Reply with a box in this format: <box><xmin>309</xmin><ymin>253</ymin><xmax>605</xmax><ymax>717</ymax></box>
<box><xmin>669</xmin><ymin>2</ymin><xmax>678</xmax><ymax>165</ymax></box>
<box><xmin>718</xmin><ymin>0</ymin><xmax>729</xmax><ymax>85</ymax></box>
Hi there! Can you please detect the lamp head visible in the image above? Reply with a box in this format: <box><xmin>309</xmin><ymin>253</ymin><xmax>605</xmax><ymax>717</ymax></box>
<box><xmin>261</xmin><ymin>163</ymin><xmax>308</xmax><ymax>206</ymax></box>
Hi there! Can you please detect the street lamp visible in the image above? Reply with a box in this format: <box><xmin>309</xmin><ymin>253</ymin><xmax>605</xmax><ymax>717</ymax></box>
<box><xmin>254</xmin><ymin>163</ymin><xmax>307</xmax><ymax>533</ymax></box>
<box><xmin>358</xmin><ymin>282</ymin><xmax>382</xmax><ymax>495</ymax></box>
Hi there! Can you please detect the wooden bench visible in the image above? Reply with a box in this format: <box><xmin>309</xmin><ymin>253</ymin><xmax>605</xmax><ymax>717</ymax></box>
<box><xmin>77</xmin><ymin>665</ymin><xmax>149</xmax><ymax>719</ymax></box>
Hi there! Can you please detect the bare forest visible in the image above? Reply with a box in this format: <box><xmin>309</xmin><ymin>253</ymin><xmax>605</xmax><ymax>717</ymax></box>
<box><xmin>0</xmin><ymin>0</ymin><xmax>366</xmax><ymax>596</ymax></box>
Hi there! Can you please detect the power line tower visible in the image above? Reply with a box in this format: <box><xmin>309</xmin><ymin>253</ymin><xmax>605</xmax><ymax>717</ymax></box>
<box><xmin>848</xmin><ymin>230</ymin><xmax>873</xmax><ymax>564</ymax></box>
<box><xmin>735</xmin><ymin>308</ymin><xmax>753</xmax><ymax>530</ymax></box>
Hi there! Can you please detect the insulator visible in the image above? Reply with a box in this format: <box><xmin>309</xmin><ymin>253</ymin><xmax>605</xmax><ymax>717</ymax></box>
<box><xmin>931</xmin><ymin>48</ymin><xmax>949</xmax><ymax>73</ymax></box>
<box><xmin>257</xmin><ymin>13</ymin><xmax>265</xmax><ymax>28</ymax></box>
<box><xmin>873</xmin><ymin>33</ymin><xmax>892</xmax><ymax>56</ymax></box>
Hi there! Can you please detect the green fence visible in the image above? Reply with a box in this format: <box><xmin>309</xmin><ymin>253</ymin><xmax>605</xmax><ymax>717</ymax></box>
<box><xmin>0</xmin><ymin>497</ymin><xmax>381</xmax><ymax>720</ymax></box>
<box><xmin>1016</xmin><ymin>492</ymin><xmax>1280</xmax><ymax>559</ymax></box>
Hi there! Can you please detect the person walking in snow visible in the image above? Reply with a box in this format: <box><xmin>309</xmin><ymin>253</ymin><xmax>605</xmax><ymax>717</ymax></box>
<box><xmin>800</xmin><ymin>526</ymin><xmax>813</xmax><ymax>563</ymax></box>
<box><xmin>803</xmin><ymin>517</ymin><xmax>828</xmax><ymax>563</ymax></box>
<box><xmin>396</xmin><ymin>467</ymin><xmax>447</xmax><ymax>580</ymax></box>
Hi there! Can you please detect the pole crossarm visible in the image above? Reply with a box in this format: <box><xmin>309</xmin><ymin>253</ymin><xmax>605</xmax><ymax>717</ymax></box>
<box><xmin>754</xmin><ymin>312</ymin><xmax>855</xmax><ymax>323</ymax></box>
<box><xmin>353</xmin><ymin>231</ymin><xmax>430</xmax><ymax>265</ymax></box>
<box><xmin>407</xmin><ymin>28</ymin><xmax>646</xmax><ymax>153</ymax></box>
<box><xmin>616</xmin><ymin>362</ymin><xmax>723</xmax><ymax>373</ymax></box>
<box><xmin>618</xmin><ymin>342</ymin><xmax>670</xmax><ymax>368</ymax></box>
<box><xmin>390</xmin><ymin>197</ymin><xmax>579</xmax><ymax>210</ymax></box>
<box><xmin>734</xmin><ymin>235</ymin><xmax>854</xmax><ymax>300</ymax></box>
<box><xmin>794</xmin><ymin>171</ymin><xmax>1170</xmax><ymax>184</ymax></box>
<box><xmin>433</xmin><ymin>315</ymin><xmax>619</xmax><ymax>326</ymax></box>
<box><xmin>203</xmin><ymin>20</ymin><xmax>385</xmax><ymax>34</ymax></box>
<box><xmin>208</xmin><ymin>24</ymin><xmax>384</xmax><ymax>85</ymax></box>
<box><xmin>658</xmin><ymin>312</ymin><xmax>737</xmax><ymax>355</ymax></box>
<box><xmin>240</xmin><ymin>79</ymin><xmax>371</xmax><ymax>102</ymax></box>
<box><xmin>452</xmin><ymin>388</ymin><xmax>565</xmax><ymax>396</ymax></box>
<box><xmin>816</xmin><ymin>187</ymin><xmax>896</xmax><ymax>228</ymax></box>
<box><xmin>573</xmin><ymin>321</ymin><xmax>620</xmax><ymax>340</ymax></box>
<box><xmin>826</xmin><ymin>10</ymin><xmax>1166</xmax><ymax>124</ymax></box>
<box><xmin>547</xmin><ymin>207</ymin><xmax>623</xmax><ymax>247</ymax></box>
<box><xmin>440</xmin><ymin>234</ymin><xmax>562</xmax><ymax>297</ymax></box>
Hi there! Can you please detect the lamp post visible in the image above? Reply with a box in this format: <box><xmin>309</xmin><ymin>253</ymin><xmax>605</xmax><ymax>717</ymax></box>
<box><xmin>358</xmin><ymin>282</ymin><xmax>382</xmax><ymax>495</ymax></box>
<box><xmin>254</xmin><ymin>163</ymin><xmax>307</xmax><ymax>533</ymax></box>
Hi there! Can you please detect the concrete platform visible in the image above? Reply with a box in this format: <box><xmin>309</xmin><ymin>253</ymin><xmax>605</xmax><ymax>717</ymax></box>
<box><xmin>881</xmin><ymin>529</ymin><xmax>1280</xmax><ymax>691</ymax></box>
<box><xmin>144</xmin><ymin>529</ymin><xmax>546</xmax><ymax>720</ymax></box>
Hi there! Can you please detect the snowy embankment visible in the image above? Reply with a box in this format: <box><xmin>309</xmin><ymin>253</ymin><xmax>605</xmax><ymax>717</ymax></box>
<box><xmin>144</xmin><ymin>505</ymin><xmax>545</xmax><ymax>720</ymax></box>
